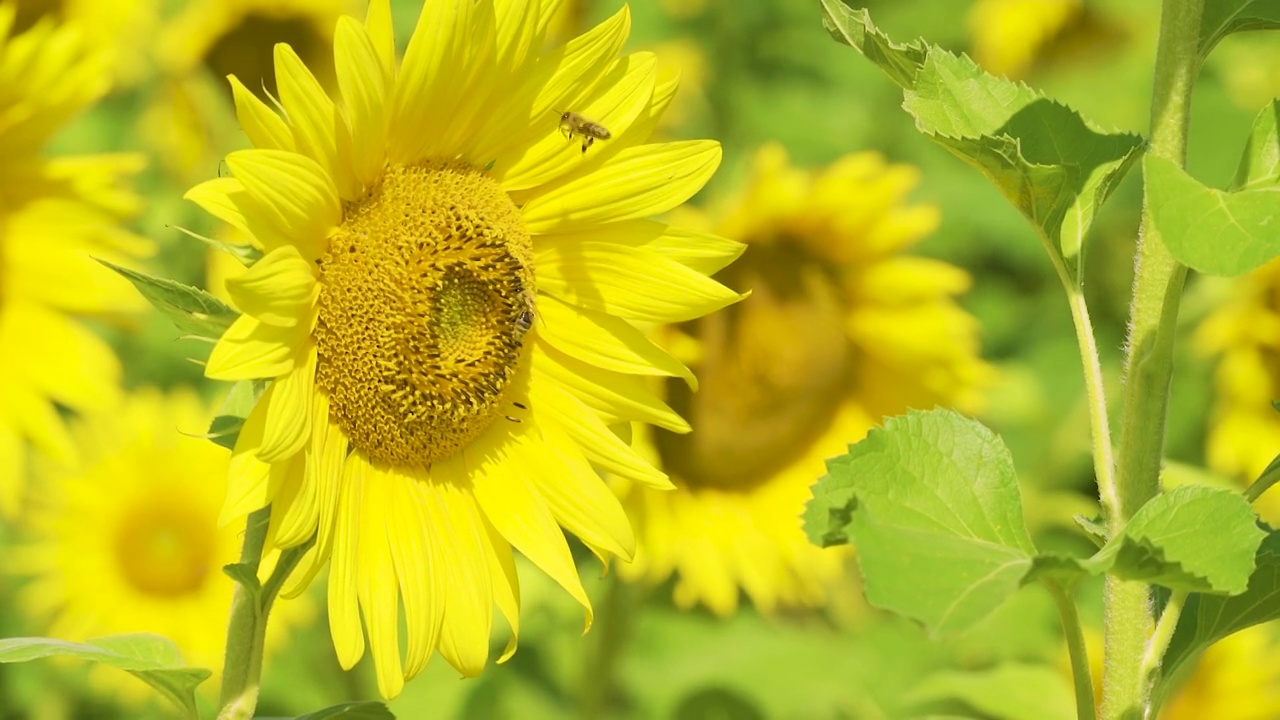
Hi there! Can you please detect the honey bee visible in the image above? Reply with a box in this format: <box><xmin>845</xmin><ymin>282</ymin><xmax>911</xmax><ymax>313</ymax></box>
<box><xmin>514</xmin><ymin>286</ymin><xmax>536</xmax><ymax>341</ymax></box>
<box><xmin>557</xmin><ymin>111</ymin><xmax>611</xmax><ymax>154</ymax></box>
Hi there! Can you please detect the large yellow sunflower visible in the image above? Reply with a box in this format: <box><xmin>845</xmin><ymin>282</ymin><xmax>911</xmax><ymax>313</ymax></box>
<box><xmin>1196</xmin><ymin>260</ymin><xmax>1280</xmax><ymax>522</ymax></box>
<box><xmin>0</xmin><ymin>4</ymin><xmax>149</xmax><ymax>519</ymax></box>
<box><xmin>618</xmin><ymin>144</ymin><xmax>992</xmax><ymax>616</ymax></box>
<box><xmin>189</xmin><ymin>0</ymin><xmax>738</xmax><ymax>698</ymax></box>
<box><xmin>7</xmin><ymin>388</ymin><xmax>311</xmax><ymax>705</ymax></box>
<box><xmin>1160</xmin><ymin>622</ymin><xmax>1280</xmax><ymax>719</ymax></box>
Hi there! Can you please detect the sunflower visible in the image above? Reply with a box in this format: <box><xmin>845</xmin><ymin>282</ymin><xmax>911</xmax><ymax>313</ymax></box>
<box><xmin>1160</xmin><ymin>623</ymin><xmax>1280</xmax><ymax>720</ymax></box>
<box><xmin>188</xmin><ymin>0</ymin><xmax>737</xmax><ymax>698</ymax></box>
<box><xmin>1196</xmin><ymin>260</ymin><xmax>1280</xmax><ymax>523</ymax></box>
<box><xmin>145</xmin><ymin>0</ymin><xmax>357</xmax><ymax>177</ymax></box>
<box><xmin>4</xmin><ymin>0</ymin><xmax>157</xmax><ymax>85</ymax></box>
<box><xmin>0</xmin><ymin>4</ymin><xmax>149</xmax><ymax>519</ymax></box>
<box><xmin>617</xmin><ymin>144</ymin><xmax>992</xmax><ymax>616</ymax></box>
<box><xmin>7</xmin><ymin>388</ymin><xmax>312</xmax><ymax>705</ymax></box>
<box><xmin>966</xmin><ymin>0</ymin><xmax>1083</xmax><ymax>78</ymax></box>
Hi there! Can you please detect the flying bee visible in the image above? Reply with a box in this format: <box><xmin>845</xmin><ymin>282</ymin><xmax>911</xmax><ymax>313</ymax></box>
<box><xmin>557</xmin><ymin>111</ymin><xmax>611</xmax><ymax>155</ymax></box>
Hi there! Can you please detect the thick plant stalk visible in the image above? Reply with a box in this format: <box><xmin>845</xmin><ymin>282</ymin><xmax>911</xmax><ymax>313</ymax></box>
<box><xmin>1101</xmin><ymin>0</ymin><xmax>1204</xmax><ymax>717</ymax></box>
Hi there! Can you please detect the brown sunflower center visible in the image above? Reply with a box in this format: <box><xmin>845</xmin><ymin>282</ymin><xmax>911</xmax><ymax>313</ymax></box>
<box><xmin>203</xmin><ymin>13</ymin><xmax>327</xmax><ymax>100</ymax></box>
<box><xmin>115</xmin><ymin>500</ymin><xmax>216</xmax><ymax>597</ymax></box>
<box><xmin>10</xmin><ymin>0</ymin><xmax>64</xmax><ymax>34</ymax></box>
<box><xmin>315</xmin><ymin>161</ymin><xmax>535</xmax><ymax>467</ymax></box>
<box><xmin>655</xmin><ymin>242</ymin><xmax>853</xmax><ymax>490</ymax></box>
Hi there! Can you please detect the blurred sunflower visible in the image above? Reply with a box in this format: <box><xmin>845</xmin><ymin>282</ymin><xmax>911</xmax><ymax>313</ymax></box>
<box><xmin>0</xmin><ymin>4</ymin><xmax>149</xmax><ymax>519</ymax></box>
<box><xmin>966</xmin><ymin>0</ymin><xmax>1082</xmax><ymax>78</ymax></box>
<box><xmin>5</xmin><ymin>0</ymin><xmax>158</xmax><ymax>84</ymax></box>
<box><xmin>1160</xmin><ymin>623</ymin><xmax>1280</xmax><ymax>719</ymax></box>
<box><xmin>7</xmin><ymin>389</ymin><xmax>311</xmax><ymax>703</ymax></box>
<box><xmin>146</xmin><ymin>0</ymin><xmax>356</xmax><ymax>177</ymax></box>
<box><xmin>617</xmin><ymin>144</ymin><xmax>992</xmax><ymax>616</ymax></box>
<box><xmin>1196</xmin><ymin>261</ymin><xmax>1280</xmax><ymax>522</ymax></box>
<box><xmin>188</xmin><ymin>0</ymin><xmax>737</xmax><ymax>698</ymax></box>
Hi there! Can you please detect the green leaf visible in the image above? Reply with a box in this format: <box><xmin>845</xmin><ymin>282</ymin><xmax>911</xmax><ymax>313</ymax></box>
<box><xmin>1147</xmin><ymin>153</ymin><xmax>1280</xmax><ymax>275</ymax></box>
<box><xmin>1094</xmin><ymin>485</ymin><xmax>1264</xmax><ymax>594</ymax></box>
<box><xmin>0</xmin><ymin>634</ymin><xmax>211</xmax><ymax>719</ymax></box>
<box><xmin>907</xmin><ymin>664</ymin><xmax>1076</xmax><ymax>720</ymax></box>
<box><xmin>295</xmin><ymin>701</ymin><xmax>395</xmax><ymax>720</ymax></box>
<box><xmin>1199</xmin><ymin>0</ymin><xmax>1280</xmax><ymax>58</ymax></box>
<box><xmin>207</xmin><ymin>380</ymin><xmax>265</xmax><ymax>451</ymax></box>
<box><xmin>222</xmin><ymin>562</ymin><xmax>261</xmax><ymax>593</ymax></box>
<box><xmin>1233</xmin><ymin>100</ymin><xmax>1280</xmax><ymax>191</ymax></box>
<box><xmin>99</xmin><ymin>260</ymin><xmax>239</xmax><ymax>339</ymax></box>
<box><xmin>805</xmin><ymin>409</ymin><xmax>1037</xmax><ymax>636</ymax></box>
<box><xmin>819</xmin><ymin>1</ymin><xmax>1143</xmax><ymax>280</ymax></box>
<box><xmin>1152</xmin><ymin>531</ymin><xmax>1280</xmax><ymax>712</ymax></box>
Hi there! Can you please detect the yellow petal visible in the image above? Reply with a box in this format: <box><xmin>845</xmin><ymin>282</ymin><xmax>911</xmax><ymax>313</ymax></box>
<box><xmin>220</xmin><ymin>394</ymin><xmax>273</xmax><ymax>525</ymax></box>
<box><xmin>358</xmin><ymin>465</ymin><xmax>405</xmax><ymax>699</ymax></box>
<box><xmin>258</xmin><ymin>346</ymin><xmax>315</xmax><ymax>463</ymax></box>
<box><xmin>281</xmin><ymin>404</ymin><xmax>345</xmax><ymax>599</ymax></box>
<box><xmin>529</xmin><ymin>418</ymin><xmax>635</xmax><ymax>560</ymax></box>
<box><xmin>335</xmin><ymin>17</ymin><xmax>389</xmax><ymax>191</ymax></box>
<box><xmin>535</xmin><ymin>237</ymin><xmax>743</xmax><ymax>322</ymax></box>
<box><xmin>465</xmin><ymin>427</ymin><xmax>592</xmax><ymax>625</ymax></box>
<box><xmin>225</xmin><ymin>245</ymin><xmax>318</xmax><ymax>327</ymax></box>
<box><xmin>480</xmin><ymin>515</ymin><xmax>520</xmax><ymax>663</ymax></box>
<box><xmin>274</xmin><ymin>44</ymin><xmax>360</xmax><ymax>200</ymax></box>
<box><xmin>521</xmin><ymin>140</ymin><xmax>720</xmax><ymax>233</ymax></box>
<box><xmin>3</xmin><ymin>303</ymin><xmax>120</xmax><ymax>412</ymax></box>
<box><xmin>421</xmin><ymin>459</ymin><xmax>494</xmax><ymax>677</ymax></box>
<box><xmin>328</xmin><ymin>452</ymin><xmax>368</xmax><ymax>670</ymax></box>
<box><xmin>385</xmin><ymin>465</ymin><xmax>444</xmax><ymax>680</ymax></box>
<box><xmin>528</xmin><ymin>379</ymin><xmax>670</xmax><ymax>489</ymax></box>
<box><xmin>184</xmin><ymin>177</ymin><xmax>285</xmax><ymax>251</ymax></box>
<box><xmin>364</xmin><ymin>0</ymin><xmax>396</xmax><ymax>84</ymax></box>
<box><xmin>536</xmin><ymin>294</ymin><xmax>695</xmax><ymax>388</ymax></box>
<box><xmin>225</xmin><ymin>149</ymin><xmax>340</xmax><ymax>260</ymax></box>
<box><xmin>229</xmin><ymin>75</ymin><xmax>293</xmax><ymax>152</ymax></box>
<box><xmin>205</xmin><ymin>313</ymin><xmax>309</xmax><ymax>381</ymax></box>
<box><xmin>388</xmin><ymin>0</ymin><xmax>480</xmax><ymax>163</ymax></box>
<box><xmin>532</xmin><ymin>342</ymin><xmax>688</xmax><ymax>433</ymax></box>
<box><xmin>263</xmin><ymin>452</ymin><xmax>314</xmax><ymax>548</ymax></box>
<box><xmin>0</xmin><ymin>424</ymin><xmax>24</xmax><ymax>519</ymax></box>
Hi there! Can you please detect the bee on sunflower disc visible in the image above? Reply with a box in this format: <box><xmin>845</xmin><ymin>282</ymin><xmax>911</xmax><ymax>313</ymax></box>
<box><xmin>558</xmin><ymin>111</ymin><xmax>611</xmax><ymax>154</ymax></box>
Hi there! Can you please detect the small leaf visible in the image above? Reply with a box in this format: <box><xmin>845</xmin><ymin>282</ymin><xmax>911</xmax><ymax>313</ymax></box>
<box><xmin>907</xmin><ymin>664</ymin><xmax>1076</xmax><ymax>720</ymax></box>
<box><xmin>207</xmin><ymin>380</ymin><xmax>266</xmax><ymax>451</ymax></box>
<box><xmin>223</xmin><ymin>562</ymin><xmax>262</xmax><ymax>593</ymax></box>
<box><xmin>1200</xmin><ymin>0</ymin><xmax>1280</xmax><ymax>58</ymax></box>
<box><xmin>805</xmin><ymin>409</ymin><xmax>1037</xmax><ymax>636</ymax></box>
<box><xmin>295</xmin><ymin>701</ymin><xmax>396</xmax><ymax>719</ymax></box>
<box><xmin>820</xmin><ymin>1</ymin><xmax>1143</xmax><ymax>280</ymax></box>
<box><xmin>1147</xmin><ymin>153</ymin><xmax>1280</xmax><ymax>275</ymax></box>
<box><xmin>1094</xmin><ymin>485</ymin><xmax>1264</xmax><ymax>594</ymax></box>
<box><xmin>99</xmin><ymin>260</ymin><xmax>239</xmax><ymax>338</ymax></box>
<box><xmin>1232</xmin><ymin>100</ymin><xmax>1280</xmax><ymax>191</ymax></box>
<box><xmin>0</xmin><ymin>634</ymin><xmax>211</xmax><ymax>719</ymax></box>
<box><xmin>1152</xmin><ymin>532</ymin><xmax>1280</xmax><ymax>711</ymax></box>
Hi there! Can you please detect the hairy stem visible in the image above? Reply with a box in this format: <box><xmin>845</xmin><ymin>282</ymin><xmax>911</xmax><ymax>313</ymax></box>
<box><xmin>1062</xmin><ymin>280</ymin><xmax>1118</xmax><ymax>518</ymax></box>
<box><xmin>1101</xmin><ymin>0</ymin><xmax>1204</xmax><ymax>718</ymax></box>
<box><xmin>1049</xmin><ymin>582</ymin><xmax>1098</xmax><ymax>720</ymax></box>
<box><xmin>1138</xmin><ymin>590</ymin><xmax>1188</xmax><ymax>719</ymax></box>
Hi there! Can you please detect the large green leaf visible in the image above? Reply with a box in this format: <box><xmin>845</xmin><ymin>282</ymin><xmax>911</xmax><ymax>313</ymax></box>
<box><xmin>1232</xmin><ymin>100</ymin><xmax>1280</xmax><ymax>191</ymax></box>
<box><xmin>1199</xmin><ymin>0</ymin><xmax>1280</xmax><ymax>58</ymax></box>
<box><xmin>99</xmin><ymin>260</ymin><xmax>239</xmax><ymax>339</ymax></box>
<box><xmin>1147</xmin><ymin>154</ymin><xmax>1280</xmax><ymax>275</ymax></box>
<box><xmin>1093</xmin><ymin>485</ymin><xmax>1264</xmax><ymax>594</ymax></box>
<box><xmin>819</xmin><ymin>1</ymin><xmax>1143</xmax><ymax>280</ymax></box>
<box><xmin>906</xmin><ymin>664</ymin><xmax>1075</xmax><ymax>720</ymax></box>
<box><xmin>0</xmin><ymin>634</ymin><xmax>211</xmax><ymax>719</ymax></box>
<box><xmin>1151</xmin><ymin>531</ymin><xmax>1280</xmax><ymax>712</ymax></box>
<box><xmin>805</xmin><ymin>409</ymin><xmax>1038</xmax><ymax>636</ymax></box>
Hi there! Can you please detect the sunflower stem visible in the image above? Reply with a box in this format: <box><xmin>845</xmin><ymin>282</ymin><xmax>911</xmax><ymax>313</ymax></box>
<box><xmin>579</xmin><ymin>572</ymin><xmax>635</xmax><ymax>720</ymax></box>
<box><xmin>1049</xmin><ymin>581</ymin><xmax>1097</xmax><ymax>720</ymax></box>
<box><xmin>1102</xmin><ymin>0</ymin><xmax>1203</xmax><ymax>718</ymax></box>
<box><xmin>1137</xmin><ymin>589</ymin><xmax>1188</xmax><ymax>719</ymax></box>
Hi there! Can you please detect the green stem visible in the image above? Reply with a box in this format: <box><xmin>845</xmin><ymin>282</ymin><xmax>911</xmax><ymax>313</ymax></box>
<box><xmin>1138</xmin><ymin>590</ymin><xmax>1188</xmax><ymax>717</ymax></box>
<box><xmin>1101</xmin><ymin>0</ymin><xmax>1204</xmax><ymax>718</ymax></box>
<box><xmin>1244</xmin><ymin>454</ymin><xmax>1280</xmax><ymax>504</ymax></box>
<box><xmin>216</xmin><ymin>510</ymin><xmax>312</xmax><ymax>720</ymax></box>
<box><xmin>579</xmin><ymin>574</ymin><xmax>634</xmax><ymax>720</ymax></box>
<box><xmin>1062</xmin><ymin>280</ymin><xmax>1118</xmax><ymax>518</ymax></box>
<box><xmin>1048</xmin><ymin>582</ymin><xmax>1098</xmax><ymax>720</ymax></box>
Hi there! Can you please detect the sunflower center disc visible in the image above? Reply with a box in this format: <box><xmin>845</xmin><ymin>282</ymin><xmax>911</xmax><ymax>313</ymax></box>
<box><xmin>656</xmin><ymin>243</ymin><xmax>852</xmax><ymax>490</ymax></box>
<box><xmin>116</xmin><ymin>503</ymin><xmax>215</xmax><ymax>596</ymax></box>
<box><xmin>203</xmin><ymin>13</ymin><xmax>327</xmax><ymax>99</ymax></box>
<box><xmin>315</xmin><ymin>161</ymin><xmax>534</xmax><ymax>467</ymax></box>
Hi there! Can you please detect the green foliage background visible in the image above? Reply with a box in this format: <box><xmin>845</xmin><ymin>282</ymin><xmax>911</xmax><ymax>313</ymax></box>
<box><xmin>1</xmin><ymin>0</ymin><xmax>1276</xmax><ymax>717</ymax></box>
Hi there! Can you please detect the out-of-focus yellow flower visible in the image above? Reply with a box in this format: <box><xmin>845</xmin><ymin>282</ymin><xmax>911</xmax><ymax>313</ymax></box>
<box><xmin>6</xmin><ymin>0</ymin><xmax>158</xmax><ymax>85</ymax></box>
<box><xmin>145</xmin><ymin>0</ymin><xmax>356</xmax><ymax>178</ymax></box>
<box><xmin>618</xmin><ymin>143</ymin><xmax>993</xmax><ymax>616</ymax></box>
<box><xmin>8</xmin><ymin>389</ymin><xmax>312</xmax><ymax>705</ymax></box>
<box><xmin>967</xmin><ymin>0</ymin><xmax>1082</xmax><ymax>78</ymax></box>
<box><xmin>1212</xmin><ymin>35</ymin><xmax>1280</xmax><ymax>110</ymax></box>
<box><xmin>1160</xmin><ymin>623</ymin><xmax>1280</xmax><ymax>720</ymax></box>
<box><xmin>1196</xmin><ymin>261</ymin><xmax>1280</xmax><ymax>522</ymax></box>
<box><xmin>0</xmin><ymin>4</ymin><xmax>149</xmax><ymax>519</ymax></box>
<box><xmin>645</xmin><ymin>38</ymin><xmax>708</xmax><ymax>135</ymax></box>
<box><xmin>188</xmin><ymin>0</ymin><xmax>738</xmax><ymax>698</ymax></box>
